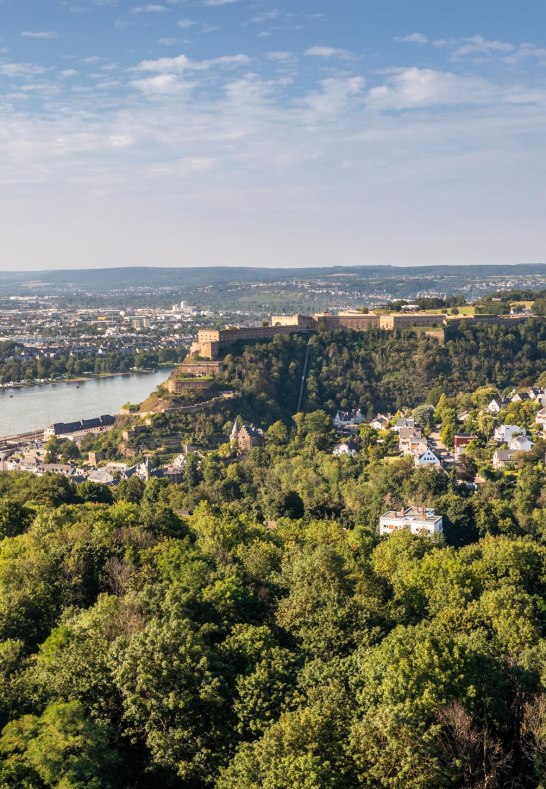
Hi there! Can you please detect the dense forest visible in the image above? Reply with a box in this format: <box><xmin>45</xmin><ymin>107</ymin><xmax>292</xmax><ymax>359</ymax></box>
<box><xmin>1</xmin><ymin>320</ymin><xmax>546</xmax><ymax>786</ymax></box>
<box><xmin>1</xmin><ymin>403</ymin><xmax>546</xmax><ymax>786</ymax></box>
<box><xmin>214</xmin><ymin>320</ymin><xmax>546</xmax><ymax>423</ymax></box>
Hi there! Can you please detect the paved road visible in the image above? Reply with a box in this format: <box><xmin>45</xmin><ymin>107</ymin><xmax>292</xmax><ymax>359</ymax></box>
<box><xmin>429</xmin><ymin>428</ymin><xmax>456</xmax><ymax>467</ymax></box>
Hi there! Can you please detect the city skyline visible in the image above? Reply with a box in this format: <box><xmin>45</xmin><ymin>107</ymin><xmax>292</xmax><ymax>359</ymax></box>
<box><xmin>1</xmin><ymin>0</ymin><xmax>546</xmax><ymax>270</ymax></box>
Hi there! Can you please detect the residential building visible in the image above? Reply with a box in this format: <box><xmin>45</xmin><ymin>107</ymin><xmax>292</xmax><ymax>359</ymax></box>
<box><xmin>369</xmin><ymin>414</ymin><xmax>390</xmax><ymax>430</ymax></box>
<box><xmin>453</xmin><ymin>435</ymin><xmax>476</xmax><ymax>458</ymax></box>
<box><xmin>487</xmin><ymin>397</ymin><xmax>510</xmax><ymax>414</ymax></box>
<box><xmin>44</xmin><ymin>415</ymin><xmax>115</xmax><ymax>441</ymax></box>
<box><xmin>333</xmin><ymin>440</ymin><xmax>358</xmax><ymax>457</ymax></box>
<box><xmin>393</xmin><ymin>417</ymin><xmax>416</xmax><ymax>432</ymax></box>
<box><xmin>493</xmin><ymin>449</ymin><xmax>516</xmax><ymax>469</ymax></box>
<box><xmin>333</xmin><ymin>409</ymin><xmax>365</xmax><ymax>429</ymax></box>
<box><xmin>379</xmin><ymin>507</ymin><xmax>443</xmax><ymax>537</ymax></box>
<box><xmin>535</xmin><ymin>406</ymin><xmax>546</xmax><ymax>426</ymax></box>
<box><xmin>238</xmin><ymin>425</ymin><xmax>265</xmax><ymax>453</ymax></box>
<box><xmin>494</xmin><ymin>424</ymin><xmax>526</xmax><ymax>443</ymax></box>
<box><xmin>508</xmin><ymin>434</ymin><xmax>535</xmax><ymax>453</ymax></box>
<box><xmin>511</xmin><ymin>391</ymin><xmax>531</xmax><ymax>403</ymax></box>
<box><xmin>414</xmin><ymin>448</ymin><xmax>442</xmax><ymax>467</ymax></box>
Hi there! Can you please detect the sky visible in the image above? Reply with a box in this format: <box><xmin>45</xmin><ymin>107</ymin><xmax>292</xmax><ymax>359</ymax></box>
<box><xmin>1</xmin><ymin>0</ymin><xmax>546</xmax><ymax>270</ymax></box>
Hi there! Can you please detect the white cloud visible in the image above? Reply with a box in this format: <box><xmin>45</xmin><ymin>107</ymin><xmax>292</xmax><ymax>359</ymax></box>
<box><xmin>266</xmin><ymin>51</ymin><xmax>294</xmax><ymax>62</ymax></box>
<box><xmin>450</xmin><ymin>35</ymin><xmax>513</xmax><ymax>59</ymax></box>
<box><xmin>367</xmin><ymin>68</ymin><xmax>494</xmax><ymax>110</ymax></box>
<box><xmin>133</xmin><ymin>52</ymin><xmax>250</xmax><ymax>73</ymax></box>
<box><xmin>177</xmin><ymin>19</ymin><xmax>195</xmax><ymax>29</ymax></box>
<box><xmin>395</xmin><ymin>33</ymin><xmax>428</xmax><ymax>45</ymax></box>
<box><xmin>130</xmin><ymin>4</ymin><xmax>168</xmax><ymax>13</ymax></box>
<box><xmin>3</xmin><ymin>34</ymin><xmax>546</xmax><ymax>270</ymax></box>
<box><xmin>0</xmin><ymin>62</ymin><xmax>48</xmax><ymax>76</ymax></box>
<box><xmin>304</xmin><ymin>46</ymin><xmax>350</xmax><ymax>58</ymax></box>
<box><xmin>21</xmin><ymin>31</ymin><xmax>59</xmax><ymax>40</ymax></box>
<box><xmin>130</xmin><ymin>73</ymin><xmax>191</xmax><ymax>94</ymax></box>
<box><xmin>304</xmin><ymin>76</ymin><xmax>364</xmax><ymax>116</ymax></box>
<box><xmin>432</xmin><ymin>35</ymin><xmax>546</xmax><ymax>65</ymax></box>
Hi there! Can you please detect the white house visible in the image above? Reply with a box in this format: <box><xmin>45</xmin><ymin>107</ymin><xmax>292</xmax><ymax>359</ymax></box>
<box><xmin>511</xmin><ymin>391</ymin><xmax>531</xmax><ymax>403</ymax></box>
<box><xmin>536</xmin><ymin>406</ymin><xmax>546</xmax><ymax>427</ymax></box>
<box><xmin>494</xmin><ymin>424</ymin><xmax>526</xmax><ymax>443</ymax></box>
<box><xmin>529</xmin><ymin>387</ymin><xmax>546</xmax><ymax>402</ymax></box>
<box><xmin>414</xmin><ymin>448</ymin><xmax>442</xmax><ymax>467</ymax></box>
<box><xmin>487</xmin><ymin>397</ymin><xmax>510</xmax><ymax>414</ymax></box>
<box><xmin>399</xmin><ymin>430</ymin><xmax>427</xmax><ymax>455</ymax></box>
<box><xmin>380</xmin><ymin>507</ymin><xmax>443</xmax><ymax>537</ymax></box>
<box><xmin>508</xmin><ymin>434</ymin><xmax>535</xmax><ymax>453</ymax></box>
<box><xmin>369</xmin><ymin>414</ymin><xmax>390</xmax><ymax>430</ymax></box>
<box><xmin>393</xmin><ymin>417</ymin><xmax>416</xmax><ymax>432</ymax></box>
<box><xmin>333</xmin><ymin>409</ymin><xmax>365</xmax><ymax>429</ymax></box>
<box><xmin>332</xmin><ymin>441</ymin><xmax>358</xmax><ymax>457</ymax></box>
<box><xmin>493</xmin><ymin>448</ymin><xmax>515</xmax><ymax>469</ymax></box>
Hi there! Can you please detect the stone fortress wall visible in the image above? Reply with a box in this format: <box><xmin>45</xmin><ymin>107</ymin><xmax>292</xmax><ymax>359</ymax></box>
<box><xmin>188</xmin><ymin>312</ymin><xmax>534</xmax><ymax>360</ymax></box>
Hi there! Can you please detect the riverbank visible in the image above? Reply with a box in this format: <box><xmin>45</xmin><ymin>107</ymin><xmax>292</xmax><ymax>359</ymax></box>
<box><xmin>0</xmin><ymin>365</ymin><xmax>176</xmax><ymax>390</ymax></box>
<box><xmin>0</xmin><ymin>368</ymin><xmax>175</xmax><ymax>437</ymax></box>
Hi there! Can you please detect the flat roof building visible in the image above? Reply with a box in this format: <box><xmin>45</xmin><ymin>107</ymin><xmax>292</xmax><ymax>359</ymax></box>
<box><xmin>380</xmin><ymin>507</ymin><xmax>443</xmax><ymax>537</ymax></box>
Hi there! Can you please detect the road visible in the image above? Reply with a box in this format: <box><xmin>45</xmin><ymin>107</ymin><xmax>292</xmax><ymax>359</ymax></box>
<box><xmin>428</xmin><ymin>428</ymin><xmax>456</xmax><ymax>468</ymax></box>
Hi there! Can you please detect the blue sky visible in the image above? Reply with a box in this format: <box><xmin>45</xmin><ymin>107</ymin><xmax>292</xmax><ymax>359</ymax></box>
<box><xmin>1</xmin><ymin>0</ymin><xmax>546</xmax><ymax>269</ymax></box>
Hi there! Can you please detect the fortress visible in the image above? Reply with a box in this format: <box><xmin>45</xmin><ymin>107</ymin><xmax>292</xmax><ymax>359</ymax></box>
<box><xmin>189</xmin><ymin>311</ymin><xmax>447</xmax><ymax>359</ymax></box>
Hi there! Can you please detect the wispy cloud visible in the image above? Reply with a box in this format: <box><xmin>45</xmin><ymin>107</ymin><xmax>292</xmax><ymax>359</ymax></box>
<box><xmin>395</xmin><ymin>33</ymin><xmax>428</xmax><ymax>45</ymax></box>
<box><xmin>0</xmin><ymin>62</ymin><xmax>48</xmax><ymax>76</ymax></box>
<box><xmin>21</xmin><ymin>31</ymin><xmax>59</xmax><ymax>40</ymax></box>
<box><xmin>130</xmin><ymin>4</ymin><xmax>169</xmax><ymax>14</ymax></box>
<box><xmin>133</xmin><ymin>52</ymin><xmax>251</xmax><ymax>73</ymax></box>
<box><xmin>304</xmin><ymin>46</ymin><xmax>351</xmax><ymax>59</ymax></box>
<box><xmin>130</xmin><ymin>73</ymin><xmax>193</xmax><ymax>94</ymax></box>
<box><xmin>367</xmin><ymin>68</ymin><xmax>498</xmax><ymax>111</ymax></box>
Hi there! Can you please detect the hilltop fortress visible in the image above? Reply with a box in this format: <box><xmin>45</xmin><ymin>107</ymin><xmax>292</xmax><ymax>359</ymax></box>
<box><xmin>188</xmin><ymin>311</ymin><xmax>461</xmax><ymax>360</ymax></box>
<box><xmin>188</xmin><ymin>311</ymin><xmax>535</xmax><ymax>360</ymax></box>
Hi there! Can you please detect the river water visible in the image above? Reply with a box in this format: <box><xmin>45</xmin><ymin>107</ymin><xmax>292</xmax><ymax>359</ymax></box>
<box><xmin>0</xmin><ymin>368</ymin><xmax>173</xmax><ymax>437</ymax></box>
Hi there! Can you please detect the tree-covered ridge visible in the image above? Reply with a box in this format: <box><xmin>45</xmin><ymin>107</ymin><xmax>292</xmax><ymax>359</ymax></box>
<box><xmin>214</xmin><ymin>319</ymin><xmax>546</xmax><ymax>422</ymax></box>
<box><xmin>0</xmin><ymin>403</ymin><xmax>546</xmax><ymax>787</ymax></box>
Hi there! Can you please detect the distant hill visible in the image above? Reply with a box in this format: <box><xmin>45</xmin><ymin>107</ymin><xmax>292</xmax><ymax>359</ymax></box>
<box><xmin>1</xmin><ymin>263</ymin><xmax>546</xmax><ymax>292</ymax></box>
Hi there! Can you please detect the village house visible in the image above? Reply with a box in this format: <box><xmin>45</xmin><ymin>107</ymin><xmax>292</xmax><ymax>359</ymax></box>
<box><xmin>332</xmin><ymin>440</ymin><xmax>358</xmax><ymax>457</ymax></box>
<box><xmin>379</xmin><ymin>507</ymin><xmax>443</xmax><ymax>537</ymax></box>
<box><xmin>511</xmin><ymin>391</ymin><xmax>532</xmax><ymax>403</ymax></box>
<box><xmin>508</xmin><ymin>434</ymin><xmax>535</xmax><ymax>453</ymax></box>
<box><xmin>529</xmin><ymin>387</ymin><xmax>546</xmax><ymax>402</ymax></box>
<box><xmin>494</xmin><ymin>424</ymin><xmax>526</xmax><ymax>443</ymax></box>
<box><xmin>238</xmin><ymin>424</ymin><xmax>265</xmax><ymax>454</ymax></box>
<box><xmin>413</xmin><ymin>447</ymin><xmax>442</xmax><ymax>468</ymax></box>
<box><xmin>393</xmin><ymin>417</ymin><xmax>416</xmax><ymax>432</ymax></box>
<box><xmin>43</xmin><ymin>415</ymin><xmax>115</xmax><ymax>441</ymax></box>
<box><xmin>369</xmin><ymin>414</ymin><xmax>390</xmax><ymax>430</ymax></box>
<box><xmin>493</xmin><ymin>448</ymin><xmax>516</xmax><ymax>470</ymax></box>
<box><xmin>535</xmin><ymin>406</ymin><xmax>546</xmax><ymax>427</ymax></box>
<box><xmin>453</xmin><ymin>435</ymin><xmax>476</xmax><ymax>458</ymax></box>
<box><xmin>333</xmin><ymin>409</ymin><xmax>365</xmax><ymax>429</ymax></box>
<box><xmin>398</xmin><ymin>426</ymin><xmax>424</xmax><ymax>454</ymax></box>
<box><xmin>487</xmin><ymin>397</ymin><xmax>510</xmax><ymax>414</ymax></box>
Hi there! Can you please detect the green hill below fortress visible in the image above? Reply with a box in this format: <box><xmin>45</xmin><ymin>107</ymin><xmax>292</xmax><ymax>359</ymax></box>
<box><xmin>141</xmin><ymin>318</ymin><xmax>546</xmax><ymax>439</ymax></box>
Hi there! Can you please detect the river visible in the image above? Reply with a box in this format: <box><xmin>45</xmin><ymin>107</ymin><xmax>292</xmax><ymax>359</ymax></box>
<box><xmin>0</xmin><ymin>368</ymin><xmax>173</xmax><ymax>437</ymax></box>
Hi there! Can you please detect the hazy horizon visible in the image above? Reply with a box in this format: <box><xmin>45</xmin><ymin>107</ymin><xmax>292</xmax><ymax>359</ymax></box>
<box><xmin>2</xmin><ymin>0</ymin><xmax>546</xmax><ymax>271</ymax></box>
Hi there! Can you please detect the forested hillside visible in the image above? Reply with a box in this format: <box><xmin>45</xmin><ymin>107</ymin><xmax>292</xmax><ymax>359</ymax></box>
<box><xmin>217</xmin><ymin>320</ymin><xmax>546</xmax><ymax>421</ymax></box>
<box><xmin>1</xmin><ymin>320</ymin><xmax>546</xmax><ymax>786</ymax></box>
<box><xmin>1</xmin><ymin>417</ymin><xmax>546</xmax><ymax>786</ymax></box>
